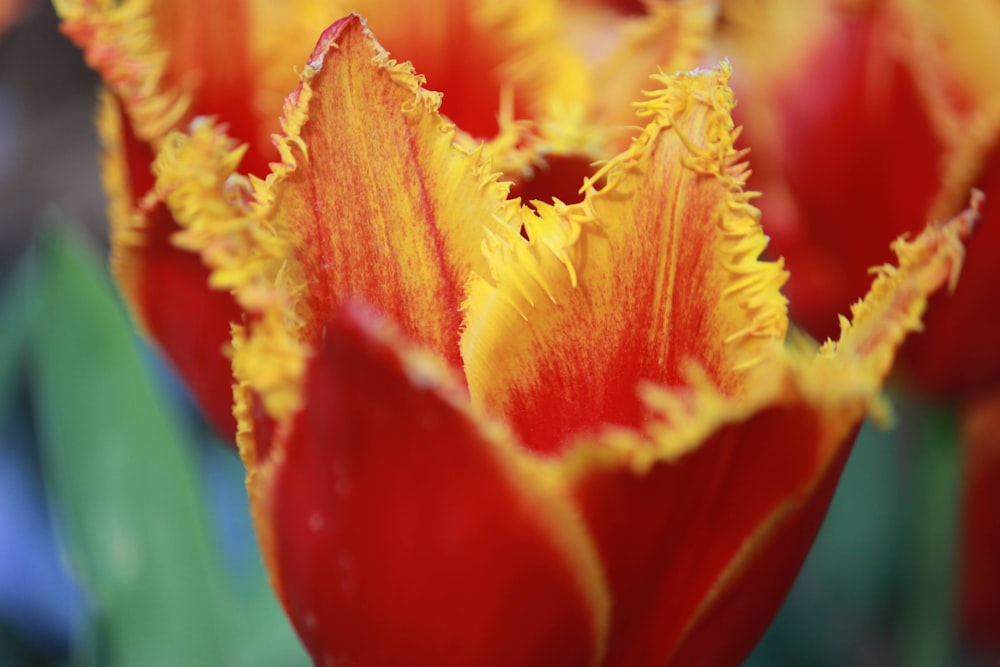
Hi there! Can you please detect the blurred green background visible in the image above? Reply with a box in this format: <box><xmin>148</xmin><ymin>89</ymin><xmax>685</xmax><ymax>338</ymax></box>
<box><xmin>0</xmin><ymin>4</ymin><xmax>981</xmax><ymax>666</ymax></box>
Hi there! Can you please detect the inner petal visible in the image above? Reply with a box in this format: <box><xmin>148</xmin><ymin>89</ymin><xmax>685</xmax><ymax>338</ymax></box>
<box><xmin>461</xmin><ymin>66</ymin><xmax>788</xmax><ymax>454</ymax></box>
<box><xmin>242</xmin><ymin>16</ymin><xmax>520</xmax><ymax>384</ymax></box>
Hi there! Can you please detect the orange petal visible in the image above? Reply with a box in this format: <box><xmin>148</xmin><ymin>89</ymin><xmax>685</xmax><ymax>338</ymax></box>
<box><xmin>550</xmin><ymin>198</ymin><xmax>976</xmax><ymax>665</ymax></box>
<box><xmin>959</xmin><ymin>389</ymin><xmax>1000</xmax><ymax>658</ymax></box>
<box><xmin>258</xmin><ymin>306</ymin><xmax>609</xmax><ymax>666</ymax></box>
<box><xmin>165</xmin><ymin>14</ymin><xmax>529</xmax><ymax>433</ymax></box>
<box><xmin>461</xmin><ymin>64</ymin><xmax>788</xmax><ymax>454</ymax></box>
<box><xmin>236</xmin><ymin>15</ymin><xmax>520</xmax><ymax>382</ymax></box>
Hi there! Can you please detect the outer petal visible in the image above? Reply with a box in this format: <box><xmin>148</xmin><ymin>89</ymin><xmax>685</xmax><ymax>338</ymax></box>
<box><xmin>555</xmin><ymin>201</ymin><xmax>977</xmax><ymax>665</ymax></box>
<box><xmin>54</xmin><ymin>0</ymin><xmax>303</xmax><ymax>436</ymax></box>
<box><xmin>255</xmin><ymin>307</ymin><xmax>610</xmax><ymax>666</ymax></box>
<box><xmin>567</xmin><ymin>397</ymin><xmax>857</xmax><ymax>666</ymax></box>
<box><xmin>98</xmin><ymin>94</ymin><xmax>242</xmax><ymax>436</ymax></box>
<box><xmin>959</xmin><ymin>390</ymin><xmax>1000</xmax><ymax>657</ymax></box>
<box><xmin>461</xmin><ymin>64</ymin><xmax>789</xmax><ymax>454</ymax></box>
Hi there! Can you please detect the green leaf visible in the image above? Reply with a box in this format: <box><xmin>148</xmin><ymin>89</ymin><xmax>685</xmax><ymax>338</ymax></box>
<box><xmin>200</xmin><ymin>441</ymin><xmax>312</xmax><ymax>667</ymax></box>
<box><xmin>30</xmin><ymin>228</ymin><xmax>229</xmax><ymax>667</ymax></box>
<box><xmin>231</xmin><ymin>580</ymin><xmax>313</xmax><ymax>667</ymax></box>
<box><xmin>901</xmin><ymin>402</ymin><xmax>959</xmax><ymax>667</ymax></box>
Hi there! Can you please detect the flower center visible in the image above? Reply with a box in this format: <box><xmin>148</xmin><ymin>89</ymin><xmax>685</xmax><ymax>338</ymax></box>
<box><xmin>508</xmin><ymin>155</ymin><xmax>602</xmax><ymax>209</ymax></box>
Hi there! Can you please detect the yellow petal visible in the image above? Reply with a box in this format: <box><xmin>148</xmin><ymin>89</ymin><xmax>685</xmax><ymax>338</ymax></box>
<box><xmin>461</xmin><ymin>64</ymin><xmax>789</xmax><ymax>454</ymax></box>
<box><xmin>255</xmin><ymin>15</ymin><xmax>519</xmax><ymax>371</ymax></box>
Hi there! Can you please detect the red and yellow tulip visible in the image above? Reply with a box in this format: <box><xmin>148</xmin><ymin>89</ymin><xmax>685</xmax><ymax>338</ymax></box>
<box><xmin>55</xmin><ymin>0</ymin><xmax>715</xmax><ymax>437</ymax></box>
<box><xmin>716</xmin><ymin>0</ymin><xmax>1000</xmax><ymax>652</ymax></box>
<box><xmin>56</xmin><ymin>1</ymin><xmax>979</xmax><ymax>663</ymax></box>
<box><xmin>716</xmin><ymin>0</ymin><xmax>1000</xmax><ymax>398</ymax></box>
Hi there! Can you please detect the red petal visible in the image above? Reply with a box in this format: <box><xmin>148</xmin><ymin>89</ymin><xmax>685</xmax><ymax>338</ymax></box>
<box><xmin>568</xmin><ymin>401</ymin><xmax>856</xmax><ymax>665</ymax></box>
<box><xmin>263</xmin><ymin>308</ymin><xmax>608</xmax><ymax>666</ymax></box>
<box><xmin>667</xmin><ymin>422</ymin><xmax>854</xmax><ymax>664</ymax></box>
<box><xmin>903</xmin><ymin>142</ymin><xmax>1000</xmax><ymax>396</ymax></box>
<box><xmin>101</xmin><ymin>97</ymin><xmax>241</xmax><ymax>437</ymax></box>
<box><xmin>728</xmin><ymin>4</ymin><xmax>946</xmax><ymax>342</ymax></box>
<box><xmin>148</xmin><ymin>0</ymin><xmax>268</xmax><ymax>170</ymax></box>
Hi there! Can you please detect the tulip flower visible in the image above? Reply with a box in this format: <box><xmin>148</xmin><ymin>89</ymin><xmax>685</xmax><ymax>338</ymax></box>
<box><xmin>715</xmin><ymin>0</ymin><xmax>1000</xmax><ymax>397</ymax></box>
<box><xmin>128</xmin><ymin>11</ymin><xmax>979</xmax><ymax>664</ymax></box>
<box><xmin>56</xmin><ymin>0</ymin><xmax>980</xmax><ymax>663</ymax></box>
<box><xmin>54</xmin><ymin>0</ymin><xmax>723</xmax><ymax>444</ymax></box>
<box><xmin>715</xmin><ymin>0</ymin><xmax>1000</xmax><ymax>654</ymax></box>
